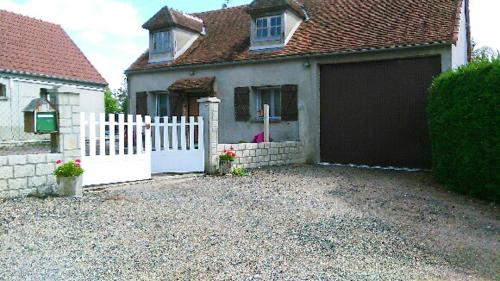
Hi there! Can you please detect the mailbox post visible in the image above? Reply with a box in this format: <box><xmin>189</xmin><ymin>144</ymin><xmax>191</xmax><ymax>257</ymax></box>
<box><xmin>23</xmin><ymin>98</ymin><xmax>58</xmax><ymax>134</ymax></box>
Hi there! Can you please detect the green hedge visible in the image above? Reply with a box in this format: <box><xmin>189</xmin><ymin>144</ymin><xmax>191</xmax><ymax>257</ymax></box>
<box><xmin>428</xmin><ymin>59</ymin><xmax>500</xmax><ymax>202</ymax></box>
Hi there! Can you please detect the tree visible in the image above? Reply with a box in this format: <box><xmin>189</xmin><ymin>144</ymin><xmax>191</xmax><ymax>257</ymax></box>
<box><xmin>104</xmin><ymin>88</ymin><xmax>120</xmax><ymax>114</ymax></box>
<box><xmin>473</xmin><ymin>46</ymin><xmax>500</xmax><ymax>61</ymax></box>
<box><xmin>471</xmin><ymin>39</ymin><xmax>500</xmax><ymax>61</ymax></box>
<box><xmin>113</xmin><ymin>78</ymin><xmax>128</xmax><ymax>114</ymax></box>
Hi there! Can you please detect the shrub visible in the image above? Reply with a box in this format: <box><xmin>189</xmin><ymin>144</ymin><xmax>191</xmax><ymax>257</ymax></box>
<box><xmin>53</xmin><ymin>160</ymin><xmax>84</xmax><ymax>178</ymax></box>
<box><xmin>232</xmin><ymin>167</ymin><xmax>247</xmax><ymax>177</ymax></box>
<box><xmin>427</xmin><ymin>58</ymin><xmax>500</xmax><ymax>202</ymax></box>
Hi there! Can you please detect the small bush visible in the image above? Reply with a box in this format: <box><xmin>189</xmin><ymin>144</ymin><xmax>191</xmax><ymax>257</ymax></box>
<box><xmin>427</xmin><ymin>58</ymin><xmax>500</xmax><ymax>202</ymax></box>
<box><xmin>232</xmin><ymin>167</ymin><xmax>248</xmax><ymax>177</ymax></box>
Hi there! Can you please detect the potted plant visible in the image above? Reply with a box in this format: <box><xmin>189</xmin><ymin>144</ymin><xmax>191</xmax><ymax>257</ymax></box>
<box><xmin>53</xmin><ymin>159</ymin><xmax>84</xmax><ymax>197</ymax></box>
<box><xmin>219</xmin><ymin>149</ymin><xmax>236</xmax><ymax>175</ymax></box>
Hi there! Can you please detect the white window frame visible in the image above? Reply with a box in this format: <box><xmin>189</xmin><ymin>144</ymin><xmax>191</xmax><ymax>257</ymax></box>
<box><xmin>152</xmin><ymin>31</ymin><xmax>172</xmax><ymax>53</ymax></box>
<box><xmin>155</xmin><ymin>93</ymin><xmax>170</xmax><ymax>117</ymax></box>
<box><xmin>256</xmin><ymin>87</ymin><xmax>281</xmax><ymax>120</ymax></box>
<box><xmin>255</xmin><ymin>15</ymin><xmax>283</xmax><ymax>41</ymax></box>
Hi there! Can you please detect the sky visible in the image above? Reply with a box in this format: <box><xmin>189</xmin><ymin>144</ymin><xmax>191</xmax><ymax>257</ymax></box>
<box><xmin>0</xmin><ymin>0</ymin><xmax>498</xmax><ymax>89</ymax></box>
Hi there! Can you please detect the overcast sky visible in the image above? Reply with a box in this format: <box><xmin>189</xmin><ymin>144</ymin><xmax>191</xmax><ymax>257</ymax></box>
<box><xmin>1</xmin><ymin>0</ymin><xmax>498</xmax><ymax>89</ymax></box>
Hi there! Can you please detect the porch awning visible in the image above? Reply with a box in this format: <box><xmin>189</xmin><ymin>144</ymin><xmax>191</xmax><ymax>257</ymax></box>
<box><xmin>168</xmin><ymin>77</ymin><xmax>216</xmax><ymax>95</ymax></box>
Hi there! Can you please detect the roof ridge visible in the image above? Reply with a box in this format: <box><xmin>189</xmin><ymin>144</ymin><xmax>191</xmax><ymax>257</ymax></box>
<box><xmin>0</xmin><ymin>9</ymin><xmax>62</xmax><ymax>28</ymax></box>
<box><xmin>170</xmin><ymin>8</ymin><xmax>204</xmax><ymax>23</ymax></box>
<box><xmin>194</xmin><ymin>4</ymin><xmax>249</xmax><ymax>15</ymax></box>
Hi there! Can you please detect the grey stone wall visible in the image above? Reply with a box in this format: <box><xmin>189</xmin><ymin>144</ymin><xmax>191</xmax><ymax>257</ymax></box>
<box><xmin>217</xmin><ymin>141</ymin><xmax>304</xmax><ymax>169</ymax></box>
<box><xmin>51</xmin><ymin>92</ymin><xmax>81</xmax><ymax>161</ymax></box>
<box><xmin>0</xmin><ymin>91</ymin><xmax>81</xmax><ymax>199</ymax></box>
<box><xmin>0</xmin><ymin>153</ymin><xmax>62</xmax><ymax>198</ymax></box>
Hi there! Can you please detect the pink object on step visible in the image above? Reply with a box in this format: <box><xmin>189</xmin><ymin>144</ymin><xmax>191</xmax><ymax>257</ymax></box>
<box><xmin>253</xmin><ymin>132</ymin><xmax>270</xmax><ymax>143</ymax></box>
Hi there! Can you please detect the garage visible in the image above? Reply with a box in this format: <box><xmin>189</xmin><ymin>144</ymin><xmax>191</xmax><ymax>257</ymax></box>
<box><xmin>320</xmin><ymin>56</ymin><xmax>442</xmax><ymax>169</ymax></box>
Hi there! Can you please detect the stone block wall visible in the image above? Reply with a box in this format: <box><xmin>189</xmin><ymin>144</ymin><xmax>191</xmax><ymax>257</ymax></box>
<box><xmin>0</xmin><ymin>91</ymin><xmax>80</xmax><ymax>199</ymax></box>
<box><xmin>0</xmin><ymin>153</ymin><xmax>62</xmax><ymax>198</ymax></box>
<box><xmin>217</xmin><ymin>141</ymin><xmax>304</xmax><ymax>169</ymax></box>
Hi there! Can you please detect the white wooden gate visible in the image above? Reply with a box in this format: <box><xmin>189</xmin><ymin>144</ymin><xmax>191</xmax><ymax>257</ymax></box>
<box><xmin>80</xmin><ymin>113</ymin><xmax>151</xmax><ymax>186</ymax></box>
<box><xmin>151</xmin><ymin>116</ymin><xmax>204</xmax><ymax>173</ymax></box>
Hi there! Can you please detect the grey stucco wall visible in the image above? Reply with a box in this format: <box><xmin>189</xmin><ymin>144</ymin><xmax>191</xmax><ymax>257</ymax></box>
<box><xmin>0</xmin><ymin>74</ymin><xmax>104</xmax><ymax>143</ymax></box>
<box><xmin>128</xmin><ymin>44</ymin><xmax>459</xmax><ymax>164</ymax></box>
<box><xmin>174</xmin><ymin>28</ymin><xmax>199</xmax><ymax>58</ymax></box>
<box><xmin>128</xmin><ymin>60</ymin><xmax>305</xmax><ymax>144</ymax></box>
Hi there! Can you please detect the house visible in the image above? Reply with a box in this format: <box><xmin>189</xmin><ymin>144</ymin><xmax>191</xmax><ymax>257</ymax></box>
<box><xmin>0</xmin><ymin>10</ymin><xmax>107</xmax><ymax>147</ymax></box>
<box><xmin>126</xmin><ymin>0</ymin><xmax>470</xmax><ymax>169</ymax></box>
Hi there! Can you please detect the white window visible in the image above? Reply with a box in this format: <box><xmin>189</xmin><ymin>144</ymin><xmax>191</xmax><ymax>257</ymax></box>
<box><xmin>152</xmin><ymin>31</ymin><xmax>172</xmax><ymax>53</ymax></box>
<box><xmin>256</xmin><ymin>15</ymin><xmax>282</xmax><ymax>40</ymax></box>
<box><xmin>156</xmin><ymin>94</ymin><xmax>170</xmax><ymax>117</ymax></box>
<box><xmin>256</xmin><ymin>87</ymin><xmax>281</xmax><ymax>119</ymax></box>
<box><xmin>0</xmin><ymin>83</ymin><xmax>6</xmax><ymax>99</ymax></box>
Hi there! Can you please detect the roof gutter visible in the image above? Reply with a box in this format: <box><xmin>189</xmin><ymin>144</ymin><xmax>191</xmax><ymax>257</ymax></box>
<box><xmin>125</xmin><ymin>41</ymin><xmax>452</xmax><ymax>75</ymax></box>
<box><xmin>0</xmin><ymin>68</ymin><xmax>108</xmax><ymax>88</ymax></box>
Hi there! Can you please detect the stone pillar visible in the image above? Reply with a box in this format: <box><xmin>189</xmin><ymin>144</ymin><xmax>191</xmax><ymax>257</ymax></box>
<box><xmin>51</xmin><ymin>91</ymin><xmax>81</xmax><ymax>161</ymax></box>
<box><xmin>198</xmin><ymin>97</ymin><xmax>220</xmax><ymax>174</ymax></box>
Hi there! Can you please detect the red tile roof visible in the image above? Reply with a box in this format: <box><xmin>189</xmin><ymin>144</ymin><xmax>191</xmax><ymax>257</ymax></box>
<box><xmin>0</xmin><ymin>10</ymin><xmax>107</xmax><ymax>86</ymax></box>
<box><xmin>128</xmin><ymin>0</ymin><xmax>464</xmax><ymax>73</ymax></box>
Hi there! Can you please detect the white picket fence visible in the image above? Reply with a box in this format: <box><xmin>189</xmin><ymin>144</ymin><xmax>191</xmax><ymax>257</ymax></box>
<box><xmin>151</xmin><ymin>116</ymin><xmax>204</xmax><ymax>173</ymax></box>
<box><xmin>80</xmin><ymin>113</ymin><xmax>205</xmax><ymax>186</ymax></box>
<box><xmin>80</xmin><ymin>113</ymin><xmax>152</xmax><ymax>186</ymax></box>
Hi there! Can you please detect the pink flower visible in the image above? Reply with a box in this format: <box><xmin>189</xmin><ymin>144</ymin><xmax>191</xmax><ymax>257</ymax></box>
<box><xmin>75</xmin><ymin>159</ymin><xmax>81</xmax><ymax>164</ymax></box>
<box><xmin>56</xmin><ymin>160</ymin><xmax>62</xmax><ymax>164</ymax></box>
<box><xmin>75</xmin><ymin>163</ymin><xmax>81</xmax><ymax>168</ymax></box>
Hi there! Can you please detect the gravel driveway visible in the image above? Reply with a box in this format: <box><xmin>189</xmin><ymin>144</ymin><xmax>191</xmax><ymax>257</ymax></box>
<box><xmin>1</xmin><ymin>165</ymin><xmax>498</xmax><ymax>280</ymax></box>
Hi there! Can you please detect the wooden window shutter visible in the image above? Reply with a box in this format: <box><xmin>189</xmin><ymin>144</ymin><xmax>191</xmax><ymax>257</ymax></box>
<box><xmin>281</xmin><ymin>85</ymin><xmax>298</xmax><ymax>121</ymax></box>
<box><xmin>234</xmin><ymin>87</ymin><xmax>250</xmax><ymax>121</ymax></box>
<box><xmin>170</xmin><ymin>92</ymin><xmax>184</xmax><ymax>116</ymax></box>
<box><xmin>136</xmin><ymin>92</ymin><xmax>148</xmax><ymax>116</ymax></box>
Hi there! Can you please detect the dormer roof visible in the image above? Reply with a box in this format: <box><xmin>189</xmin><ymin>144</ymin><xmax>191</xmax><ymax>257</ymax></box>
<box><xmin>246</xmin><ymin>0</ymin><xmax>305</xmax><ymax>18</ymax></box>
<box><xmin>142</xmin><ymin>6</ymin><xmax>204</xmax><ymax>33</ymax></box>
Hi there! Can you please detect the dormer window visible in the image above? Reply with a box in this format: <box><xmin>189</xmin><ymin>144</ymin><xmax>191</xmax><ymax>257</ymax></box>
<box><xmin>247</xmin><ymin>0</ymin><xmax>306</xmax><ymax>51</ymax></box>
<box><xmin>256</xmin><ymin>15</ymin><xmax>282</xmax><ymax>40</ymax></box>
<box><xmin>143</xmin><ymin>6</ymin><xmax>204</xmax><ymax>64</ymax></box>
<box><xmin>152</xmin><ymin>31</ymin><xmax>172</xmax><ymax>53</ymax></box>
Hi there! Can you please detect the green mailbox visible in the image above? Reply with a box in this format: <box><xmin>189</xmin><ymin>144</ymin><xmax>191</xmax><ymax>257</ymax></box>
<box><xmin>23</xmin><ymin>98</ymin><xmax>58</xmax><ymax>134</ymax></box>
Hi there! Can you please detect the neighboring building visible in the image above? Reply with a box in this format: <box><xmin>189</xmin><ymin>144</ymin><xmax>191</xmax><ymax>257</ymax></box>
<box><xmin>0</xmin><ymin>10</ymin><xmax>107</xmax><ymax>145</ymax></box>
<box><xmin>126</xmin><ymin>0</ymin><xmax>470</xmax><ymax>169</ymax></box>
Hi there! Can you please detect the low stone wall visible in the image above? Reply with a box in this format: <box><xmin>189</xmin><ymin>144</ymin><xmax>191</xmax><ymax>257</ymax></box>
<box><xmin>0</xmin><ymin>153</ymin><xmax>62</xmax><ymax>198</ymax></box>
<box><xmin>217</xmin><ymin>141</ymin><xmax>304</xmax><ymax>169</ymax></box>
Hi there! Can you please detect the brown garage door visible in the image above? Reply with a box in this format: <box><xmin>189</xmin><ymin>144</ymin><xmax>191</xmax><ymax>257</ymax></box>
<box><xmin>320</xmin><ymin>56</ymin><xmax>441</xmax><ymax>169</ymax></box>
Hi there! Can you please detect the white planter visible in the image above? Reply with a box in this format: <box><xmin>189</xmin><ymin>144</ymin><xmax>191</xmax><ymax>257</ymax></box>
<box><xmin>57</xmin><ymin>176</ymin><xmax>83</xmax><ymax>198</ymax></box>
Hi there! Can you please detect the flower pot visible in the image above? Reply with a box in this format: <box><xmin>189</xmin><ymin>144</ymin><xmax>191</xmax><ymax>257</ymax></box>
<box><xmin>57</xmin><ymin>176</ymin><xmax>83</xmax><ymax>198</ymax></box>
<box><xmin>219</xmin><ymin>160</ymin><xmax>233</xmax><ymax>175</ymax></box>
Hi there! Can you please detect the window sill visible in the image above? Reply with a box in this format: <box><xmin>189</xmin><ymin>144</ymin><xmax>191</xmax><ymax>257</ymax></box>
<box><xmin>251</xmin><ymin>118</ymin><xmax>282</xmax><ymax>124</ymax></box>
<box><xmin>0</xmin><ymin>97</ymin><xmax>8</xmax><ymax>101</ymax></box>
<box><xmin>253</xmin><ymin>36</ymin><xmax>281</xmax><ymax>42</ymax></box>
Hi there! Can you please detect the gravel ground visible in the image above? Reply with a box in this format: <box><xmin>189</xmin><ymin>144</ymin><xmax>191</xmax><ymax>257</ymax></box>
<box><xmin>0</xmin><ymin>165</ymin><xmax>498</xmax><ymax>280</ymax></box>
